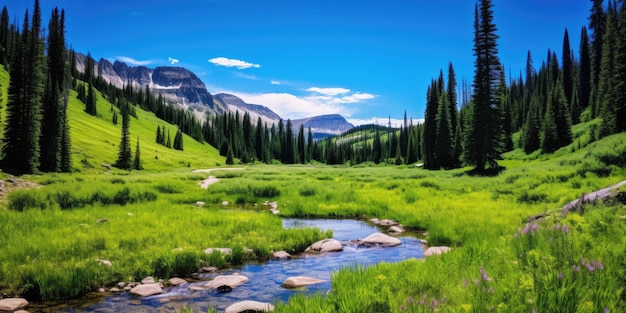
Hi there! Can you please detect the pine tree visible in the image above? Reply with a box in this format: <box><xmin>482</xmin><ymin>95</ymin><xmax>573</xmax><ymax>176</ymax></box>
<box><xmin>447</xmin><ymin>62</ymin><xmax>458</xmax><ymax>136</ymax></box>
<box><xmin>552</xmin><ymin>82</ymin><xmax>573</xmax><ymax>146</ymax></box>
<box><xmin>297</xmin><ymin>124</ymin><xmax>305</xmax><ymax>164</ymax></box>
<box><xmin>598</xmin><ymin>4</ymin><xmax>619</xmax><ymax>137</ymax></box>
<box><xmin>435</xmin><ymin>91</ymin><xmax>454</xmax><ymax>169</ymax></box>
<box><xmin>614</xmin><ymin>1</ymin><xmax>626</xmax><ymax>132</ymax></box>
<box><xmin>1</xmin><ymin>2</ymin><xmax>45</xmax><ymax>174</ymax></box>
<box><xmin>465</xmin><ymin>0</ymin><xmax>504</xmax><ymax>172</ymax></box>
<box><xmin>225</xmin><ymin>144</ymin><xmax>234</xmax><ymax>165</ymax></box>
<box><xmin>132</xmin><ymin>137</ymin><xmax>142</xmax><ymax>170</ymax></box>
<box><xmin>173</xmin><ymin>128</ymin><xmax>183</xmax><ymax>151</ymax></box>
<box><xmin>114</xmin><ymin>101</ymin><xmax>132</xmax><ymax>169</ymax></box>
<box><xmin>589</xmin><ymin>0</ymin><xmax>606</xmax><ymax>94</ymax></box>
<box><xmin>523</xmin><ymin>96</ymin><xmax>541</xmax><ymax>154</ymax></box>
<box><xmin>578</xmin><ymin>26</ymin><xmax>591</xmax><ymax>120</ymax></box>
<box><xmin>541</xmin><ymin>91</ymin><xmax>559</xmax><ymax>153</ymax></box>
<box><xmin>422</xmin><ymin>81</ymin><xmax>439</xmax><ymax>169</ymax></box>
<box><xmin>372</xmin><ymin>128</ymin><xmax>382</xmax><ymax>164</ymax></box>
<box><xmin>307</xmin><ymin>126</ymin><xmax>313</xmax><ymax>163</ymax></box>
<box><xmin>283</xmin><ymin>119</ymin><xmax>295</xmax><ymax>164</ymax></box>
<box><xmin>255</xmin><ymin>117</ymin><xmax>264</xmax><ymax>162</ymax></box>
<box><xmin>39</xmin><ymin>7</ymin><xmax>68</xmax><ymax>172</ymax></box>
<box><xmin>561</xmin><ymin>28</ymin><xmax>574</xmax><ymax>115</ymax></box>
<box><xmin>0</xmin><ymin>6</ymin><xmax>9</xmax><ymax>67</ymax></box>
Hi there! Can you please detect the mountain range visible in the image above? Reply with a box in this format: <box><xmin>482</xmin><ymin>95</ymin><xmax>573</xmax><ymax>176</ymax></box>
<box><xmin>74</xmin><ymin>53</ymin><xmax>354</xmax><ymax>137</ymax></box>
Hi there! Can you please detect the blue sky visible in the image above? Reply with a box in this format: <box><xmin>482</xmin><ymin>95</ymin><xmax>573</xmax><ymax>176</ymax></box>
<box><xmin>6</xmin><ymin>0</ymin><xmax>591</xmax><ymax>126</ymax></box>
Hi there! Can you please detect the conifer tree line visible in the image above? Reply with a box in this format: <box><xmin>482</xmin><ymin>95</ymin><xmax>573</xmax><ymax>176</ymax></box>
<box><xmin>0</xmin><ymin>1</ymin><xmax>72</xmax><ymax>174</ymax></box>
<box><xmin>1</xmin><ymin>0</ymin><xmax>623</xmax><ymax>171</ymax></box>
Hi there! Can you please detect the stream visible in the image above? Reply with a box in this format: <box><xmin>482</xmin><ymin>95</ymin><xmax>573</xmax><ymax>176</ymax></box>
<box><xmin>36</xmin><ymin>219</ymin><xmax>424</xmax><ymax>312</ymax></box>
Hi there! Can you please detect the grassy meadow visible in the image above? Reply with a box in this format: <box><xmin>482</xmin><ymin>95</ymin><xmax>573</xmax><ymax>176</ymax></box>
<box><xmin>0</xmin><ymin>65</ymin><xmax>625</xmax><ymax>311</ymax></box>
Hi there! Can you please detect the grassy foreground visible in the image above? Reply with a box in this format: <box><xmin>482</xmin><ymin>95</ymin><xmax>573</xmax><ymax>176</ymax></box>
<box><xmin>1</xmin><ymin>132</ymin><xmax>624</xmax><ymax>312</ymax></box>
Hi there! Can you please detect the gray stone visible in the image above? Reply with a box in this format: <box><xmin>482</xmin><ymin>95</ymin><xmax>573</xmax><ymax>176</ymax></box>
<box><xmin>305</xmin><ymin>239</ymin><xmax>343</xmax><ymax>253</ymax></box>
<box><xmin>272</xmin><ymin>251</ymin><xmax>292</xmax><ymax>260</ymax></box>
<box><xmin>116</xmin><ymin>282</ymin><xmax>126</xmax><ymax>288</ymax></box>
<box><xmin>188</xmin><ymin>286</ymin><xmax>206</xmax><ymax>291</ymax></box>
<box><xmin>419</xmin><ymin>239</ymin><xmax>429</xmax><ymax>245</ymax></box>
<box><xmin>168</xmin><ymin>277</ymin><xmax>187</xmax><ymax>286</ymax></box>
<box><xmin>224</xmin><ymin>300</ymin><xmax>275</xmax><ymax>313</ymax></box>
<box><xmin>96</xmin><ymin>259</ymin><xmax>112</xmax><ymax>267</ymax></box>
<box><xmin>423</xmin><ymin>246</ymin><xmax>452</xmax><ymax>257</ymax></box>
<box><xmin>282</xmin><ymin>276</ymin><xmax>325</xmax><ymax>288</ymax></box>
<box><xmin>130</xmin><ymin>283</ymin><xmax>163</xmax><ymax>297</ymax></box>
<box><xmin>195</xmin><ymin>201</ymin><xmax>205</xmax><ymax>207</ymax></box>
<box><xmin>222</xmin><ymin>201</ymin><xmax>229</xmax><ymax>206</ymax></box>
<box><xmin>388</xmin><ymin>225</ymin><xmax>404</xmax><ymax>234</ymax></box>
<box><xmin>200</xmin><ymin>266</ymin><xmax>218</xmax><ymax>273</ymax></box>
<box><xmin>95</xmin><ymin>218</ymin><xmax>109</xmax><ymax>223</ymax></box>
<box><xmin>204</xmin><ymin>248</ymin><xmax>232</xmax><ymax>255</ymax></box>
<box><xmin>109</xmin><ymin>287</ymin><xmax>122</xmax><ymax>292</ymax></box>
<box><xmin>141</xmin><ymin>276</ymin><xmax>155</xmax><ymax>284</ymax></box>
<box><xmin>361</xmin><ymin>232</ymin><xmax>401</xmax><ymax>247</ymax></box>
<box><xmin>0</xmin><ymin>298</ymin><xmax>29</xmax><ymax>311</ymax></box>
<box><xmin>205</xmin><ymin>274</ymin><xmax>248</xmax><ymax>289</ymax></box>
<box><xmin>123</xmin><ymin>286</ymin><xmax>132</xmax><ymax>291</ymax></box>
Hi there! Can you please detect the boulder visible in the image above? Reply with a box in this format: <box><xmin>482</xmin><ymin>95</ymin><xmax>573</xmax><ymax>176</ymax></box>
<box><xmin>388</xmin><ymin>226</ymin><xmax>404</xmax><ymax>234</ymax></box>
<box><xmin>109</xmin><ymin>287</ymin><xmax>122</xmax><ymax>292</ymax></box>
<box><xmin>15</xmin><ymin>310</ymin><xmax>29</xmax><ymax>313</ymax></box>
<box><xmin>200</xmin><ymin>266</ymin><xmax>218</xmax><ymax>273</ymax></box>
<box><xmin>282</xmin><ymin>276</ymin><xmax>325</xmax><ymax>288</ymax></box>
<box><xmin>423</xmin><ymin>246</ymin><xmax>452</xmax><ymax>257</ymax></box>
<box><xmin>95</xmin><ymin>218</ymin><xmax>109</xmax><ymax>223</ymax></box>
<box><xmin>272</xmin><ymin>251</ymin><xmax>292</xmax><ymax>260</ymax></box>
<box><xmin>130</xmin><ymin>283</ymin><xmax>163</xmax><ymax>297</ymax></box>
<box><xmin>225</xmin><ymin>300</ymin><xmax>275</xmax><ymax>313</ymax></box>
<box><xmin>96</xmin><ymin>259</ymin><xmax>112</xmax><ymax>267</ymax></box>
<box><xmin>141</xmin><ymin>276</ymin><xmax>155</xmax><ymax>284</ymax></box>
<box><xmin>168</xmin><ymin>277</ymin><xmax>187</xmax><ymax>286</ymax></box>
<box><xmin>0</xmin><ymin>298</ymin><xmax>29</xmax><ymax>311</ymax></box>
<box><xmin>378</xmin><ymin>219</ymin><xmax>399</xmax><ymax>226</ymax></box>
<box><xmin>419</xmin><ymin>239</ymin><xmax>429</xmax><ymax>245</ymax></box>
<box><xmin>204</xmin><ymin>248</ymin><xmax>233</xmax><ymax>255</ymax></box>
<box><xmin>222</xmin><ymin>201</ymin><xmax>229</xmax><ymax>206</ymax></box>
<box><xmin>305</xmin><ymin>239</ymin><xmax>343</xmax><ymax>253</ymax></box>
<box><xmin>360</xmin><ymin>232</ymin><xmax>401</xmax><ymax>247</ymax></box>
<box><xmin>195</xmin><ymin>201</ymin><xmax>205</xmax><ymax>207</ymax></box>
<box><xmin>205</xmin><ymin>274</ymin><xmax>248</xmax><ymax>289</ymax></box>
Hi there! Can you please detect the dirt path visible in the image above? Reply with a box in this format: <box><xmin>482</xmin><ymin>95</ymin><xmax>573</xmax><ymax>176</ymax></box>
<box><xmin>193</xmin><ymin>168</ymin><xmax>245</xmax><ymax>189</ymax></box>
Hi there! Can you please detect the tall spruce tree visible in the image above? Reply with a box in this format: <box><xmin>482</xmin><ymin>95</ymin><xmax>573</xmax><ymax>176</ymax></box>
<box><xmin>523</xmin><ymin>97</ymin><xmax>541</xmax><ymax>154</ymax></box>
<box><xmin>615</xmin><ymin>1</ymin><xmax>626</xmax><ymax>132</ymax></box>
<box><xmin>297</xmin><ymin>124</ymin><xmax>305</xmax><ymax>164</ymax></box>
<box><xmin>447</xmin><ymin>62</ymin><xmax>458</xmax><ymax>136</ymax></box>
<box><xmin>114</xmin><ymin>101</ymin><xmax>132</xmax><ymax>169</ymax></box>
<box><xmin>132</xmin><ymin>137</ymin><xmax>142</xmax><ymax>170</ymax></box>
<box><xmin>579</xmin><ymin>26</ymin><xmax>592</xmax><ymax>119</ymax></box>
<box><xmin>435</xmin><ymin>91</ymin><xmax>454</xmax><ymax>168</ymax></box>
<box><xmin>598</xmin><ymin>4</ymin><xmax>619</xmax><ymax>137</ymax></box>
<box><xmin>541</xmin><ymin>90</ymin><xmax>559</xmax><ymax>153</ymax></box>
<box><xmin>1</xmin><ymin>1</ymin><xmax>45</xmax><ymax>174</ymax></box>
<box><xmin>283</xmin><ymin>119</ymin><xmax>294</xmax><ymax>164</ymax></box>
<box><xmin>422</xmin><ymin>81</ymin><xmax>439</xmax><ymax>169</ymax></box>
<box><xmin>40</xmin><ymin>7</ymin><xmax>68</xmax><ymax>172</ymax></box>
<box><xmin>464</xmin><ymin>0</ymin><xmax>504</xmax><ymax>171</ymax></box>
<box><xmin>561</xmin><ymin>28</ymin><xmax>574</xmax><ymax>115</ymax></box>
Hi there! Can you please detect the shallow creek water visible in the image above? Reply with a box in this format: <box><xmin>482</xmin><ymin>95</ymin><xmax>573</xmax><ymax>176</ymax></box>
<box><xmin>36</xmin><ymin>219</ymin><xmax>423</xmax><ymax>312</ymax></box>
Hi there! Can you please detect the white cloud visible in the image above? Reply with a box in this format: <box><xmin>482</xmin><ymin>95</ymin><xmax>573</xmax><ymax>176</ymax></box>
<box><xmin>209</xmin><ymin>57</ymin><xmax>260</xmax><ymax>69</ymax></box>
<box><xmin>347</xmin><ymin>117</ymin><xmax>424</xmax><ymax>127</ymax></box>
<box><xmin>306</xmin><ymin>87</ymin><xmax>350</xmax><ymax>96</ymax></box>
<box><xmin>168</xmin><ymin>57</ymin><xmax>179</xmax><ymax>65</ymax></box>
<box><xmin>270</xmin><ymin>80</ymin><xmax>281</xmax><ymax>85</ymax></box>
<box><xmin>116</xmin><ymin>56</ymin><xmax>156</xmax><ymax>66</ymax></box>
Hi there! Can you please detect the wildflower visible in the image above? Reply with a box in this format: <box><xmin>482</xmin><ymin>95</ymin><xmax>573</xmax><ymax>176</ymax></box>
<box><xmin>532</xmin><ymin>309</ymin><xmax>536</xmax><ymax>313</ymax></box>
<box><xmin>430</xmin><ymin>298</ymin><xmax>438</xmax><ymax>309</ymax></box>
<box><xmin>407</xmin><ymin>296</ymin><xmax>413</xmax><ymax>304</ymax></box>
<box><xmin>475</xmin><ymin>278</ymin><xmax>480</xmax><ymax>286</ymax></box>
<box><xmin>558</xmin><ymin>272</ymin><xmax>563</xmax><ymax>280</ymax></box>
<box><xmin>561</xmin><ymin>224</ymin><xmax>570</xmax><ymax>233</ymax></box>
<box><xmin>514</xmin><ymin>232</ymin><xmax>518</xmax><ymax>238</ymax></box>
<box><xmin>490</xmin><ymin>305</ymin><xmax>495</xmax><ymax>311</ymax></box>
<box><xmin>572</xmin><ymin>265</ymin><xmax>580</xmax><ymax>272</ymax></box>
<box><xmin>585</xmin><ymin>263</ymin><xmax>596</xmax><ymax>272</ymax></box>
<box><xmin>591</xmin><ymin>259</ymin><xmax>604</xmax><ymax>271</ymax></box>
<box><xmin>604</xmin><ymin>308</ymin><xmax>610</xmax><ymax>313</ymax></box>
<box><xmin>488</xmin><ymin>286</ymin><xmax>494</xmax><ymax>294</ymax></box>
<box><xmin>462</xmin><ymin>278</ymin><xmax>467</xmax><ymax>288</ymax></box>
<box><xmin>400</xmin><ymin>305</ymin><xmax>407</xmax><ymax>311</ymax></box>
<box><xmin>480</xmin><ymin>266</ymin><xmax>489</xmax><ymax>281</ymax></box>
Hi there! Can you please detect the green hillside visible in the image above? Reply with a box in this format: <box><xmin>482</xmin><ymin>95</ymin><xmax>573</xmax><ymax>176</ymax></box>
<box><xmin>0</xmin><ymin>65</ymin><xmax>224</xmax><ymax>173</ymax></box>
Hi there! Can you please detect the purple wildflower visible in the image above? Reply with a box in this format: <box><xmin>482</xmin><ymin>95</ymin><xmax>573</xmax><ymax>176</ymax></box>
<box><xmin>462</xmin><ymin>278</ymin><xmax>468</xmax><ymax>288</ymax></box>
<box><xmin>430</xmin><ymin>298</ymin><xmax>438</xmax><ymax>309</ymax></box>
<box><xmin>407</xmin><ymin>296</ymin><xmax>413</xmax><ymax>304</ymax></box>
<box><xmin>532</xmin><ymin>309</ymin><xmax>536</xmax><ymax>313</ymax></box>
<box><xmin>561</xmin><ymin>224</ymin><xmax>570</xmax><ymax>233</ymax></box>
<box><xmin>475</xmin><ymin>278</ymin><xmax>480</xmax><ymax>286</ymax></box>
<box><xmin>480</xmin><ymin>266</ymin><xmax>489</xmax><ymax>281</ymax></box>
<box><xmin>558</xmin><ymin>272</ymin><xmax>563</xmax><ymax>280</ymax></box>
<box><xmin>604</xmin><ymin>308</ymin><xmax>610</xmax><ymax>313</ymax></box>
<box><xmin>490</xmin><ymin>305</ymin><xmax>495</xmax><ymax>311</ymax></box>
<box><xmin>572</xmin><ymin>265</ymin><xmax>580</xmax><ymax>272</ymax></box>
<box><xmin>488</xmin><ymin>286</ymin><xmax>494</xmax><ymax>294</ymax></box>
<box><xmin>585</xmin><ymin>263</ymin><xmax>596</xmax><ymax>272</ymax></box>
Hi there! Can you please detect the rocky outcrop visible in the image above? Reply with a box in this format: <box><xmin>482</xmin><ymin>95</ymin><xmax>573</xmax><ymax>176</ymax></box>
<box><xmin>423</xmin><ymin>246</ymin><xmax>452</xmax><ymax>256</ymax></box>
<box><xmin>0</xmin><ymin>298</ymin><xmax>29</xmax><ymax>311</ymax></box>
<box><xmin>282</xmin><ymin>276</ymin><xmax>325</xmax><ymax>288</ymax></box>
<box><xmin>224</xmin><ymin>300</ymin><xmax>275</xmax><ymax>313</ymax></box>
<box><xmin>168</xmin><ymin>277</ymin><xmax>187</xmax><ymax>286</ymax></box>
<box><xmin>205</xmin><ymin>274</ymin><xmax>249</xmax><ymax>289</ymax></box>
<box><xmin>388</xmin><ymin>225</ymin><xmax>404</xmax><ymax>234</ymax></box>
<box><xmin>130</xmin><ymin>283</ymin><xmax>163</xmax><ymax>297</ymax></box>
<box><xmin>305</xmin><ymin>239</ymin><xmax>343</xmax><ymax>253</ymax></box>
<box><xmin>360</xmin><ymin>233</ymin><xmax>401</xmax><ymax>247</ymax></box>
<box><xmin>272</xmin><ymin>251</ymin><xmax>292</xmax><ymax>260</ymax></box>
